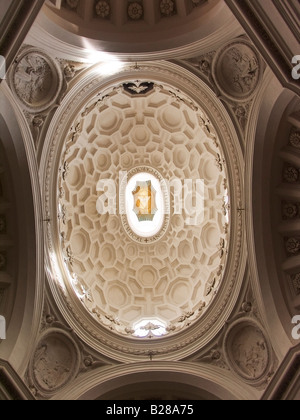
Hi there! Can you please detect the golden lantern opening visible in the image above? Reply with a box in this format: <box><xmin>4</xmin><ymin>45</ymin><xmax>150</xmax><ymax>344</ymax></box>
<box><xmin>132</xmin><ymin>180</ymin><xmax>158</xmax><ymax>222</ymax></box>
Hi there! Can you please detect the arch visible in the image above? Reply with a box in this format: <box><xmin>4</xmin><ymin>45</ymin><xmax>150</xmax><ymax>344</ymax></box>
<box><xmin>0</xmin><ymin>83</ymin><xmax>44</xmax><ymax>375</ymax></box>
<box><xmin>245</xmin><ymin>68</ymin><xmax>299</xmax><ymax>359</ymax></box>
<box><xmin>54</xmin><ymin>362</ymin><xmax>259</xmax><ymax>401</ymax></box>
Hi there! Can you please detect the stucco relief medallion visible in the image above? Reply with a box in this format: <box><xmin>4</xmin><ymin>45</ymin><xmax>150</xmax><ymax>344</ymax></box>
<box><xmin>213</xmin><ymin>40</ymin><xmax>263</xmax><ymax>101</ymax></box>
<box><xmin>29</xmin><ymin>330</ymin><xmax>80</xmax><ymax>395</ymax></box>
<box><xmin>224</xmin><ymin>320</ymin><xmax>272</xmax><ymax>382</ymax></box>
<box><xmin>10</xmin><ymin>48</ymin><xmax>63</xmax><ymax>113</ymax></box>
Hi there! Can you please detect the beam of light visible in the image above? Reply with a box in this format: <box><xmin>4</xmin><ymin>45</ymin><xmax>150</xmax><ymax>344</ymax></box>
<box><xmin>84</xmin><ymin>49</ymin><xmax>125</xmax><ymax>76</ymax></box>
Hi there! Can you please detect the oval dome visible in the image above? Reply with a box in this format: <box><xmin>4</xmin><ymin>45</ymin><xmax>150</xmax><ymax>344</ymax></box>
<box><xmin>53</xmin><ymin>79</ymin><xmax>229</xmax><ymax>337</ymax></box>
<box><xmin>42</xmin><ymin>62</ymin><xmax>244</xmax><ymax>360</ymax></box>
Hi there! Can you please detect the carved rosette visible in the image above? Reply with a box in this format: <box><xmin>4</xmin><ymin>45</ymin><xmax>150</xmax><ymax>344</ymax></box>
<box><xmin>283</xmin><ymin>165</ymin><xmax>299</xmax><ymax>183</ymax></box>
<box><xmin>128</xmin><ymin>2</ymin><xmax>144</xmax><ymax>20</ymax></box>
<box><xmin>28</xmin><ymin>330</ymin><xmax>81</xmax><ymax>397</ymax></box>
<box><xmin>212</xmin><ymin>39</ymin><xmax>263</xmax><ymax>102</ymax></box>
<box><xmin>289</xmin><ymin>131</ymin><xmax>300</xmax><ymax>149</ymax></box>
<box><xmin>291</xmin><ymin>273</ymin><xmax>300</xmax><ymax>295</ymax></box>
<box><xmin>9</xmin><ymin>47</ymin><xmax>63</xmax><ymax>113</ymax></box>
<box><xmin>282</xmin><ymin>202</ymin><xmax>300</xmax><ymax>220</ymax></box>
<box><xmin>160</xmin><ymin>0</ymin><xmax>176</xmax><ymax>17</ymax></box>
<box><xmin>286</xmin><ymin>237</ymin><xmax>300</xmax><ymax>255</ymax></box>
<box><xmin>224</xmin><ymin>320</ymin><xmax>273</xmax><ymax>384</ymax></box>
<box><xmin>95</xmin><ymin>0</ymin><xmax>110</xmax><ymax>18</ymax></box>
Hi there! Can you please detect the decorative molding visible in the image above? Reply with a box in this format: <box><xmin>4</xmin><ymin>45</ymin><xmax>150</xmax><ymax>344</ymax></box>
<box><xmin>197</xmin><ymin>341</ymin><xmax>230</xmax><ymax>372</ymax></box>
<box><xmin>186</xmin><ymin>51</ymin><xmax>216</xmax><ymax>82</ymax></box>
<box><xmin>123</xmin><ymin>81</ymin><xmax>155</xmax><ymax>96</ymax></box>
<box><xmin>232</xmin><ymin>101</ymin><xmax>253</xmax><ymax>134</ymax></box>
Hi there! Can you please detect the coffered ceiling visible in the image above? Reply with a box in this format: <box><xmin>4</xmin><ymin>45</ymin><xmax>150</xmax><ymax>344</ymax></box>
<box><xmin>0</xmin><ymin>0</ymin><xmax>300</xmax><ymax>401</ymax></box>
